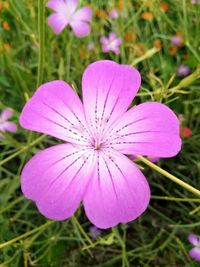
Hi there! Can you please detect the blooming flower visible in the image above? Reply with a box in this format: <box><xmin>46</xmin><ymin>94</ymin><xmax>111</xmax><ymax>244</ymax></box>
<box><xmin>177</xmin><ymin>65</ymin><xmax>190</xmax><ymax>77</ymax></box>
<box><xmin>89</xmin><ymin>225</ymin><xmax>101</xmax><ymax>240</ymax></box>
<box><xmin>0</xmin><ymin>108</ymin><xmax>17</xmax><ymax>137</ymax></box>
<box><xmin>188</xmin><ymin>234</ymin><xmax>200</xmax><ymax>262</ymax></box>
<box><xmin>46</xmin><ymin>0</ymin><xmax>92</xmax><ymax>37</ymax></box>
<box><xmin>109</xmin><ymin>8</ymin><xmax>119</xmax><ymax>19</ymax></box>
<box><xmin>20</xmin><ymin>60</ymin><xmax>181</xmax><ymax>229</ymax></box>
<box><xmin>100</xmin><ymin>33</ymin><xmax>121</xmax><ymax>55</ymax></box>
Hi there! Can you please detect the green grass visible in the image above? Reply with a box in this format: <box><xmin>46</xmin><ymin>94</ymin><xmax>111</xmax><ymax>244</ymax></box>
<box><xmin>0</xmin><ymin>0</ymin><xmax>200</xmax><ymax>266</ymax></box>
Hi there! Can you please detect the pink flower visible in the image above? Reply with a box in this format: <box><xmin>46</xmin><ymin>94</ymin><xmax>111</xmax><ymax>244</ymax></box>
<box><xmin>100</xmin><ymin>32</ymin><xmax>121</xmax><ymax>55</ymax></box>
<box><xmin>171</xmin><ymin>35</ymin><xmax>183</xmax><ymax>47</ymax></box>
<box><xmin>188</xmin><ymin>234</ymin><xmax>200</xmax><ymax>262</ymax></box>
<box><xmin>109</xmin><ymin>8</ymin><xmax>119</xmax><ymax>19</ymax></box>
<box><xmin>46</xmin><ymin>0</ymin><xmax>92</xmax><ymax>37</ymax></box>
<box><xmin>20</xmin><ymin>60</ymin><xmax>181</xmax><ymax>229</ymax></box>
<box><xmin>177</xmin><ymin>65</ymin><xmax>190</xmax><ymax>77</ymax></box>
<box><xmin>0</xmin><ymin>108</ymin><xmax>17</xmax><ymax>137</ymax></box>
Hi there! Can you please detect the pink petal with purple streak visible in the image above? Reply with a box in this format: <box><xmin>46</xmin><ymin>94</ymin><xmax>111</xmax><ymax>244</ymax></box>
<box><xmin>83</xmin><ymin>149</ymin><xmax>150</xmax><ymax>229</ymax></box>
<box><xmin>21</xmin><ymin>143</ymin><xmax>95</xmax><ymax>220</ymax></box>
<box><xmin>20</xmin><ymin>80</ymin><xmax>90</xmax><ymax>146</ymax></box>
<box><xmin>82</xmin><ymin>60</ymin><xmax>141</xmax><ymax>134</ymax></box>
<box><xmin>106</xmin><ymin>102</ymin><xmax>181</xmax><ymax>157</ymax></box>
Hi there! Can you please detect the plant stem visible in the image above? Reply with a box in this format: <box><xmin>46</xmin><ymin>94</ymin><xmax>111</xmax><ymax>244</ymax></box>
<box><xmin>136</xmin><ymin>155</ymin><xmax>200</xmax><ymax>197</ymax></box>
<box><xmin>151</xmin><ymin>196</ymin><xmax>200</xmax><ymax>202</ymax></box>
<box><xmin>37</xmin><ymin>0</ymin><xmax>45</xmax><ymax>87</ymax></box>
<box><xmin>71</xmin><ymin>215</ymin><xmax>93</xmax><ymax>246</ymax></box>
<box><xmin>0</xmin><ymin>221</ymin><xmax>54</xmax><ymax>249</ymax></box>
<box><xmin>0</xmin><ymin>134</ymin><xmax>46</xmax><ymax>166</ymax></box>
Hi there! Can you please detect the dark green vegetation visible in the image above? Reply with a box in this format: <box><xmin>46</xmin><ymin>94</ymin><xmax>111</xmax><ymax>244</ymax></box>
<box><xmin>0</xmin><ymin>0</ymin><xmax>200</xmax><ymax>266</ymax></box>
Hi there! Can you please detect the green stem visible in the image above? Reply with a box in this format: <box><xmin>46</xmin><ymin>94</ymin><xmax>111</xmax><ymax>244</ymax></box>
<box><xmin>37</xmin><ymin>0</ymin><xmax>45</xmax><ymax>87</ymax></box>
<box><xmin>151</xmin><ymin>196</ymin><xmax>200</xmax><ymax>202</ymax></box>
<box><xmin>0</xmin><ymin>135</ymin><xmax>46</xmax><ymax>166</ymax></box>
<box><xmin>0</xmin><ymin>221</ymin><xmax>54</xmax><ymax>249</ymax></box>
<box><xmin>131</xmin><ymin>48</ymin><xmax>159</xmax><ymax>66</ymax></box>
<box><xmin>136</xmin><ymin>155</ymin><xmax>200</xmax><ymax>197</ymax></box>
<box><xmin>71</xmin><ymin>215</ymin><xmax>93</xmax><ymax>247</ymax></box>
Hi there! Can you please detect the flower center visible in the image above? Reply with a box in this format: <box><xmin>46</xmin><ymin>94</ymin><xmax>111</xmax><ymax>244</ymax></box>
<box><xmin>90</xmin><ymin>133</ymin><xmax>104</xmax><ymax>151</ymax></box>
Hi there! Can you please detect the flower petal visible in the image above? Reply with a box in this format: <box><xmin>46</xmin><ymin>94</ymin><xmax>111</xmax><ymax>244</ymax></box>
<box><xmin>20</xmin><ymin>80</ymin><xmax>90</xmax><ymax>146</ymax></box>
<box><xmin>70</xmin><ymin>6</ymin><xmax>92</xmax><ymax>37</ymax></box>
<box><xmin>82</xmin><ymin>60</ymin><xmax>141</xmax><ymax>135</ymax></box>
<box><xmin>46</xmin><ymin>0</ymin><xmax>77</xmax><ymax>13</ymax></box>
<box><xmin>70</xmin><ymin>21</ymin><xmax>91</xmax><ymax>37</ymax></box>
<box><xmin>106</xmin><ymin>102</ymin><xmax>181</xmax><ymax>157</ymax></box>
<box><xmin>47</xmin><ymin>13</ymin><xmax>68</xmax><ymax>35</ymax></box>
<box><xmin>189</xmin><ymin>247</ymin><xmax>200</xmax><ymax>262</ymax></box>
<box><xmin>0</xmin><ymin>108</ymin><xmax>13</xmax><ymax>121</ymax></box>
<box><xmin>83</xmin><ymin>149</ymin><xmax>150</xmax><ymax>229</ymax></box>
<box><xmin>21</xmin><ymin>144</ymin><xmax>95</xmax><ymax>220</ymax></box>
<box><xmin>100</xmin><ymin>37</ymin><xmax>108</xmax><ymax>45</ymax></box>
<box><xmin>3</xmin><ymin>122</ymin><xmax>17</xmax><ymax>132</ymax></box>
<box><xmin>188</xmin><ymin>234</ymin><xmax>200</xmax><ymax>246</ymax></box>
<box><xmin>72</xmin><ymin>6</ymin><xmax>92</xmax><ymax>22</ymax></box>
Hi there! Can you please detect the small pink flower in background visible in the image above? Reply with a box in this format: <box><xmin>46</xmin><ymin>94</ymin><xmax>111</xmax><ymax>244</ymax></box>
<box><xmin>171</xmin><ymin>34</ymin><xmax>183</xmax><ymax>48</ymax></box>
<box><xmin>20</xmin><ymin>60</ymin><xmax>181</xmax><ymax>229</ymax></box>
<box><xmin>87</xmin><ymin>41</ymin><xmax>95</xmax><ymax>51</ymax></box>
<box><xmin>109</xmin><ymin>8</ymin><xmax>119</xmax><ymax>19</ymax></box>
<box><xmin>177</xmin><ymin>65</ymin><xmax>190</xmax><ymax>77</ymax></box>
<box><xmin>100</xmin><ymin>32</ymin><xmax>121</xmax><ymax>54</ymax></box>
<box><xmin>188</xmin><ymin>234</ymin><xmax>200</xmax><ymax>262</ymax></box>
<box><xmin>0</xmin><ymin>108</ymin><xmax>17</xmax><ymax>137</ymax></box>
<box><xmin>89</xmin><ymin>225</ymin><xmax>101</xmax><ymax>240</ymax></box>
<box><xmin>46</xmin><ymin>0</ymin><xmax>92</xmax><ymax>37</ymax></box>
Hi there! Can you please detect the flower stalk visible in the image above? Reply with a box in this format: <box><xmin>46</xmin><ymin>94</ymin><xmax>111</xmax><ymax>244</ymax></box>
<box><xmin>37</xmin><ymin>0</ymin><xmax>45</xmax><ymax>87</ymax></box>
<box><xmin>0</xmin><ymin>221</ymin><xmax>54</xmax><ymax>249</ymax></box>
<box><xmin>136</xmin><ymin>155</ymin><xmax>200</xmax><ymax>197</ymax></box>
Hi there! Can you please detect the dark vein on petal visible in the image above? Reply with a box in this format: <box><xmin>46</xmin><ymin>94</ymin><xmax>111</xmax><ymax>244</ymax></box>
<box><xmin>106</xmin><ymin>117</ymin><xmax>150</xmax><ymax>139</ymax></box>
<box><xmin>99</xmin><ymin>76</ymin><xmax>116</xmax><ymax>129</ymax></box>
<box><xmin>102</xmin><ymin>154</ymin><xmax>118</xmax><ymax>201</ymax></box>
<box><xmin>41</xmin><ymin>101</ymin><xmax>88</xmax><ymax>141</ymax></box>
